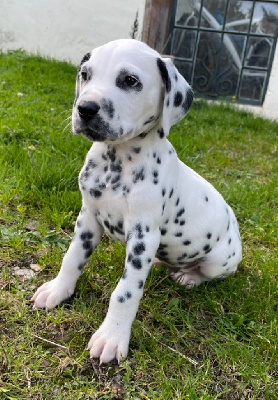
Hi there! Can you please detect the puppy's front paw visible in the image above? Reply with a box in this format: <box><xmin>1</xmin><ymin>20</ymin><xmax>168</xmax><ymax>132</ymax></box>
<box><xmin>87</xmin><ymin>318</ymin><xmax>131</xmax><ymax>364</ymax></box>
<box><xmin>31</xmin><ymin>277</ymin><xmax>75</xmax><ymax>309</ymax></box>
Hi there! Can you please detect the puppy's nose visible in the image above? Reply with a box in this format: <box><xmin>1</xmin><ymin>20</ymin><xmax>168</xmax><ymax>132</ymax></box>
<box><xmin>78</xmin><ymin>101</ymin><xmax>100</xmax><ymax>120</ymax></box>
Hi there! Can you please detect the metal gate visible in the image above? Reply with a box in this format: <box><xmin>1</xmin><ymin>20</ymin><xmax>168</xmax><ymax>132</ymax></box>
<box><xmin>169</xmin><ymin>0</ymin><xmax>278</xmax><ymax>105</ymax></box>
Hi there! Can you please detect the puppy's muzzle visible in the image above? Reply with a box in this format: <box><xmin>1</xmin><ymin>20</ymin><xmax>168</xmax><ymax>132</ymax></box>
<box><xmin>78</xmin><ymin>101</ymin><xmax>100</xmax><ymax>121</ymax></box>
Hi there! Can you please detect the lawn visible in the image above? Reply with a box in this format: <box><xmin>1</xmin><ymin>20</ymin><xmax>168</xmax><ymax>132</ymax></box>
<box><xmin>0</xmin><ymin>50</ymin><xmax>277</xmax><ymax>400</ymax></box>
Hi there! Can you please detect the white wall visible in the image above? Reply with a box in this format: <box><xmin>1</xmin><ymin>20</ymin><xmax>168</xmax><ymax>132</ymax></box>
<box><xmin>238</xmin><ymin>44</ymin><xmax>278</xmax><ymax>121</ymax></box>
<box><xmin>0</xmin><ymin>0</ymin><xmax>145</xmax><ymax>65</ymax></box>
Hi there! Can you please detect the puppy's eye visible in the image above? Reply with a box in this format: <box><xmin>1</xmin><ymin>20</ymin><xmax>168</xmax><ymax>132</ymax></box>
<box><xmin>125</xmin><ymin>75</ymin><xmax>138</xmax><ymax>87</ymax></box>
<box><xmin>80</xmin><ymin>69</ymin><xmax>89</xmax><ymax>81</ymax></box>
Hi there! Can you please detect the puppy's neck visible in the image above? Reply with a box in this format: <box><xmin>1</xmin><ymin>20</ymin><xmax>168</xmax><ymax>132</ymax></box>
<box><xmin>95</xmin><ymin>124</ymin><xmax>169</xmax><ymax>161</ymax></box>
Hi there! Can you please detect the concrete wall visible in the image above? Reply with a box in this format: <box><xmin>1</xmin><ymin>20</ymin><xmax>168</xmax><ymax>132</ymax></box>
<box><xmin>0</xmin><ymin>0</ymin><xmax>277</xmax><ymax>120</ymax></box>
<box><xmin>0</xmin><ymin>0</ymin><xmax>145</xmax><ymax>65</ymax></box>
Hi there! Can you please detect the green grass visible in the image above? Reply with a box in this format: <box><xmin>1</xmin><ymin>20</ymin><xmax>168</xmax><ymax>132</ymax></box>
<box><xmin>0</xmin><ymin>50</ymin><xmax>277</xmax><ymax>399</ymax></box>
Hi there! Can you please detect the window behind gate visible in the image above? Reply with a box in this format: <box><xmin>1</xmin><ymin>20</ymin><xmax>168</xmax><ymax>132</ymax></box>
<box><xmin>169</xmin><ymin>0</ymin><xmax>278</xmax><ymax>105</ymax></box>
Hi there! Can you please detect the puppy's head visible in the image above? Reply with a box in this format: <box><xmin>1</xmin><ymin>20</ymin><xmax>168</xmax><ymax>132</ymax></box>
<box><xmin>72</xmin><ymin>39</ymin><xmax>193</xmax><ymax>143</ymax></box>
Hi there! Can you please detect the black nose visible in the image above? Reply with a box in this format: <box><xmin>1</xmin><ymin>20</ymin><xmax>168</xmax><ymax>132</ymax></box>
<box><xmin>78</xmin><ymin>101</ymin><xmax>100</xmax><ymax>120</ymax></box>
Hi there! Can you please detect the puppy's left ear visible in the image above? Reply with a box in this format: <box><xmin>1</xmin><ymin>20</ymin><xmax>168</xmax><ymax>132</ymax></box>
<box><xmin>157</xmin><ymin>57</ymin><xmax>194</xmax><ymax>135</ymax></box>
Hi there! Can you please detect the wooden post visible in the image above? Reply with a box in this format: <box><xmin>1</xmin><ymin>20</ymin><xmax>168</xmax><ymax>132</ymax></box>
<box><xmin>141</xmin><ymin>0</ymin><xmax>174</xmax><ymax>54</ymax></box>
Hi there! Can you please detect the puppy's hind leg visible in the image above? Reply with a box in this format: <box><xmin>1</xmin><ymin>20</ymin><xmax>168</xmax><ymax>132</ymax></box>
<box><xmin>169</xmin><ymin>265</ymin><xmax>210</xmax><ymax>289</ymax></box>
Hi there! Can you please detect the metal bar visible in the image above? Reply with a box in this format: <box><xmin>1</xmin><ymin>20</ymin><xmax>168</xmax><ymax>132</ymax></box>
<box><xmin>172</xmin><ymin>25</ymin><xmax>276</xmax><ymax>39</ymax></box>
<box><xmin>235</xmin><ymin>0</ymin><xmax>256</xmax><ymax>101</ymax></box>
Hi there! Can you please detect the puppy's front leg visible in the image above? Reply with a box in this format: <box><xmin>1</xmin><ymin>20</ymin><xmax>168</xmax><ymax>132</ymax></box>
<box><xmin>88</xmin><ymin>226</ymin><xmax>160</xmax><ymax>364</ymax></box>
<box><xmin>32</xmin><ymin>207</ymin><xmax>103</xmax><ymax>309</ymax></box>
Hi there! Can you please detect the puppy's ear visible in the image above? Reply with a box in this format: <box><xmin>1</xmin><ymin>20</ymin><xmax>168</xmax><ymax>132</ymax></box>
<box><xmin>157</xmin><ymin>57</ymin><xmax>193</xmax><ymax>135</ymax></box>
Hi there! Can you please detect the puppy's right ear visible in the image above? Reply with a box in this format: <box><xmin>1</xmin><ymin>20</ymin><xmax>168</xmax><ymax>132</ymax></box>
<box><xmin>74</xmin><ymin>52</ymin><xmax>92</xmax><ymax>105</ymax></box>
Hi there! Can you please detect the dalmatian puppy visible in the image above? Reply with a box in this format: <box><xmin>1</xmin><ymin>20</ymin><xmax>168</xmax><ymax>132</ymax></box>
<box><xmin>32</xmin><ymin>39</ymin><xmax>242</xmax><ymax>364</ymax></box>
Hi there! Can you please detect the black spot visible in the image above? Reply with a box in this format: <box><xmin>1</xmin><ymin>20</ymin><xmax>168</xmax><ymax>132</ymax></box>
<box><xmin>104</xmin><ymin>220</ymin><xmax>110</xmax><ymax>229</ymax></box>
<box><xmin>176</xmin><ymin>198</ymin><xmax>180</xmax><ymax>206</ymax></box>
<box><xmin>118</xmin><ymin>296</ymin><xmax>125</xmax><ymax>303</ymax></box>
<box><xmin>80</xmin><ymin>231</ymin><xmax>94</xmax><ymax>240</ymax></box>
<box><xmin>132</xmin><ymin>258</ymin><xmax>142</xmax><ymax>269</ymax></box>
<box><xmin>110</xmin><ymin>163</ymin><xmax>122</xmax><ymax>174</ymax></box>
<box><xmin>157</xmin><ymin>157</ymin><xmax>161</xmax><ymax>164</ymax></box>
<box><xmin>122</xmin><ymin>185</ymin><xmax>130</xmax><ymax>196</ymax></box>
<box><xmin>217</xmin><ymin>236</ymin><xmax>220</xmax><ymax>242</ymax></box>
<box><xmin>122</xmin><ymin>269</ymin><xmax>127</xmax><ymax>279</ymax></box>
<box><xmin>174</xmin><ymin>91</ymin><xmax>183</xmax><ymax>107</ymax></box>
<box><xmin>111</xmin><ymin>174</ymin><xmax>121</xmax><ymax>184</ymax></box>
<box><xmin>144</xmin><ymin>116</ymin><xmax>155</xmax><ymax>125</ymax></box>
<box><xmin>85</xmin><ymin>248</ymin><xmax>93</xmax><ymax>258</ymax></box>
<box><xmin>107</xmin><ymin>146</ymin><xmax>117</xmax><ymax>162</ymax></box>
<box><xmin>133</xmin><ymin>167</ymin><xmax>145</xmax><ymax>184</ymax></box>
<box><xmin>182</xmin><ymin>88</ymin><xmax>194</xmax><ymax>112</ymax></box>
<box><xmin>228</xmin><ymin>238</ymin><xmax>232</xmax><ymax>245</ymax></box>
<box><xmin>126</xmin><ymin>154</ymin><xmax>132</xmax><ymax>161</ymax></box>
<box><xmin>175</xmin><ymin>232</ymin><xmax>183</xmax><ymax>237</ymax></box>
<box><xmin>76</xmin><ymin>220</ymin><xmax>82</xmax><ymax>228</ymax></box>
<box><xmin>183</xmin><ymin>240</ymin><xmax>191</xmax><ymax>246</ymax></box>
<box><xmin>153</xmin><ymin>152</ymin><xmax>156</xmax><ymax>158</ymax></box>
<box><xmin>147</xmin><ymin>258</ymin><xmax>152</xmax><ymax>263</ymax></box>
<box><xmin>138</xmin><ymin>280</ymin><xmax>144</xmax><ymax>289</ymax></box>
<box><xmin>223</xmin><ymin>262</ymin><xmax>228</xmax><ymax>267</ymax></box>
<box><xmin>207</xmin><ymin>232</ymin><xmax>212</xmax><ymax>239</ymax></box>
<box><xmin>133</xmin><ymin>242</ymin><xmax>146</xmax><ymax>255</ymax></box>
<box><xmin>169</xmin><ymin>188</ymin><xmax>174</xmax><ymax>199</ymax></box>
<box><xmin>131</xmin><ymin>147</ymin><xmax>141</xmax><ymax>154</ymax></box>
<box><xmin>127</xmin><ymin>253</ymin><xmax>133</xmax><ymax>262</ymax></box>
<box><xmin>162</xmin><ymin>188</ymin><xmax>166</xmax><ymax>197</ymax></box>
<box><xmin>157</xmin><ymin>58</ymin><xmax>171</xmax><ymax>93</ymax></box>
<box><xmin>126</xmin><ymin>291</ymin><xmax>132</xmax><ymax>299</ymax></box>
<box><xmin>135</xmin><ymin>223</ymin><xmax>144</xmax><ymax>239</ymax></box>
<box><xmin>146</xmin><ymin>226</ymin><xmax>150</xmax><ymax>232</ymax></box>
<box><xmin>157</xmin><ymin>128</ymin><xmax>165</xmax><ymax>139</ymax></box>
<box><xmin>153</xmin><ymin>170</ymin><xmax>158</xmax><ymax>178</ymax></box>
<box><xmin>83</xmin><ymin>240</ymin><xmax>92</xmax><ymax>250</ymax></box>
<box><xmin>160</xmin><ymin>228</ymin><xmax>167</xmax><ymax>236</ymax></box>
<box><xmin>90</xmin><ymin>188</ymin><xmax>102</xmax><ymax>198</ymax></box>
<box><xmin>203</xmin><ymin>244</ymin><xmax>212</xmax><ymax>254</ymax></box>
<box><xmin>174</xmin><ymin>219</ymin><xmax>179</xmax><ymax>224</ymax></box>
<box><xmin>188</xmin><ymin>251</ymin><xmax>199</xmax><ymax>259</ymax></box>
<box><xmin>159</xmin><ymin>251</ymin><xmax>168</xmax><ymax>257</ymax></box>
<box><xmin>205</xmin><ymin>196</ymin><xmax>209</xmax><ymax>202</ymax></box>
<box><xmin>176</xmin><ymin>208</ymin><xmax>185</xmax><ymax>217</ymax></box>
<box><xmin>78</xmin><ymin>263</ymin><xmax>85</xmax><ymax>271</ymax></box>
<box><xmin>180</xmin><ymin>220</ymin><xmax>186</xmax><ymax>226</ymax></box>
<box><xmin>177</xmin><ymin>253</ymin><xmax>187</xmax><ymax>261</ymax></box>
<box><xmin>227</xmin><ymin>222</ymin><xmax>230</xmax><ymax>231</ymax></box>
<box><xmin>101</xmin><ymin>98</ymin><xmax>114</xmax><ymax>119</ymax></box>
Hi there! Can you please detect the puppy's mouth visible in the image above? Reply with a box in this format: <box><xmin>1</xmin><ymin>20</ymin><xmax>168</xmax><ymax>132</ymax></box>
<box><xmin>73</xmin><ymin>114</ymin><xmax>119</xmax><ymax>142</ymax></box>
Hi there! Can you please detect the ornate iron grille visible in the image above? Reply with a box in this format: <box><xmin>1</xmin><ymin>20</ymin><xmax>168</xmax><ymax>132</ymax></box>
<box><xmin>169</xmin><ymin>0</ymin><xmax>278</xmax><ymax>105</ymax></box>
